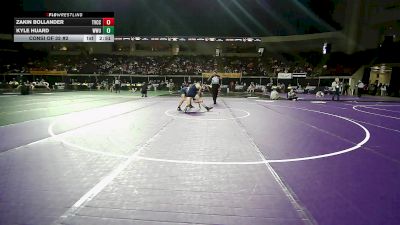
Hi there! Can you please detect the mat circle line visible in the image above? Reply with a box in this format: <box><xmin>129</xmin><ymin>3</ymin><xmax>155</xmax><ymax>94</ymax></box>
<box><xmin>353</xmin><ymin>105</ymin><xmax>400</xmax><ymax>120</ymax></box>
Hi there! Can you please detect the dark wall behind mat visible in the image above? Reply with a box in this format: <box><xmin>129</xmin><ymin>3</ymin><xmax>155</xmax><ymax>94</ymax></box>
<box><xmin>19</xmin><ymin>0</ymin><xmax>342</xmax><ymax>36</ymax></box>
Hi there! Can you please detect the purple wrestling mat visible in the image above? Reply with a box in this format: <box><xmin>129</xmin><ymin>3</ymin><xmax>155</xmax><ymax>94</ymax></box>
<box><xmin>0</xmin><ymin>97</ymin><xmax>399</xmax><ymax>225</ymax></box>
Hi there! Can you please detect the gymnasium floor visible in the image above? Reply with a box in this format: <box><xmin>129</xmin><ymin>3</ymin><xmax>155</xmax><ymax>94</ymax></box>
<box><xmin>0</xmin><ymin>91</ymin><xmax>399</xmax><ymax>225</ymax></box>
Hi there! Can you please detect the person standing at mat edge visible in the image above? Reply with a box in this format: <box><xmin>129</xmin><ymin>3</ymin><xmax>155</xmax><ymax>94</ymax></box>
<box><xmin>208</xmin><ymin>71</ymin><xmax>221</xmax><ymax>104</ymax></box>
<box><xmin>357</xmin><ymin>80</ymin><xmax>365</xmax><ymax>98</ymax></box>
<box><xmin>141</xmin><ymin>82</ymin><xmax>148</xmax><ymax>97</ymax></box>
<box><xmin>114</xmin><ymin>76</ymin><xmax>121</xmax><ymax>93</ymax></box>
<box><xmin>331</xmin><ymin>77</ymin><xmax>340</xmax><ymax>101</ymax></box>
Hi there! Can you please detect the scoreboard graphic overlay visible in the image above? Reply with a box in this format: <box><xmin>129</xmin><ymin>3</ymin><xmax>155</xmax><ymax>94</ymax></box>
<box><xmin>14</xmin><ymin>12</ymin><xmax>114</xmax><ymax>42</ymax></box>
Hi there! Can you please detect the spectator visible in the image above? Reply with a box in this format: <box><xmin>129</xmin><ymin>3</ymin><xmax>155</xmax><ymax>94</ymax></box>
<box><xmin>331</xmin><ymin>78</ymin><xmax>340</xmax><ymax>101</ymax></box>
<box><xmin>229</xmin><ymin>81</ymin><xmax>235</xmax><ymax>93</ymax></box>
<box><xmin>247</xmin><ymin>82</ymin><xmax>256</xmax><ymax>95</ymax></box>
<box><xmin>168</xmin><ymin>79</ymin><xmax>175</xmax><ymax>94</ymax></box>
<box><xmin>141</xmin><ymin>82</ymin><xmax>148</xmax><ymax>97</ymax></box>
<box><xmin>357</xmin><ymin>80</ymin><xmax>365</xmax><ymax>98</ymax></box>
<box><xmin>287</xmin><ymin>89</ymin><xmax>298</xmax><ymax>101</ymax></box>
<box><xmin>7</xmin><ymin>55</ymin><xmax>316</xmax><ymax>77</ymax></box>
<box><xmin>316</xmin><ymin>90</ymin><xmax>324</xmax><ymax>98</ymax></box>
<box><xmin>114</xmin><ymin>77</ymin><xmax>121</xmax><ymax>93</ymax></box>
<box><xmin>372</xmin><ymin>81</ymin><xmax>378</xmax><ymax>96</ymax></box>
<box><xmin>270</xmin><ymin>88</ymin><xmax>280</xmax><ymax>100</ymax></box>
<box><xmin>380</xmin><ymin>84</ymin><xmax>387</xmax><ymax>96</ymax></box>
<box><xmin>343</xmin><ymin>82</ymin><xmax>349</xmax><ymax>95</ymax></box>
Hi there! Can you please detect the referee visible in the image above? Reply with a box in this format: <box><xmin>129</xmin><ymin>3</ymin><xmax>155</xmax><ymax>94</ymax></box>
<box><xmin>208</xmin><ymin>71</ymin><xmax>221</xmax><ymax>104</ymax></box>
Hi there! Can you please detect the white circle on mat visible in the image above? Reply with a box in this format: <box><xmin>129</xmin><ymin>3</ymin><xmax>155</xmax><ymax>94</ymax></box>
<box><xmin>49</xmin><ymin>106</ymin><xmax>370</xmax><ymax>164</ymax></box>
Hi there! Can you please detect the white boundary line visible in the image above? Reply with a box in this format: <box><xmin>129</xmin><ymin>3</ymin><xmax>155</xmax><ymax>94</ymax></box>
<box><xmin>48</xmin><ymin>121</ymin><xmax>128</xmax><ymax>159</ymax></box>
<box><xmin>314</xmin><ymin>103</ymin><xmax>348</xmax><ymax>110</ymax></box>
<box><xmin>255</xmin><ymin>100</ymin><xmax>275</xmax><ymax>103</ymax></box>
<box><xmin>0</xmin><ymin>96</ymin><xmax>156</xmax><ymax>128</ymax></box>
<box><xmin>223</xmin><ymin>101</ymin><xmax>316</xmax><ymax>224</ymax></box>
<box><xmin>361</xmin><ymin>105</ymin><xmax>400</xmax><ymax>113</ymax></box>
<box><xmin>349</xmin><ymin>119</ymin><xmax>400</xmax><ymax>133</ymax></box>
<box><xmin>0</xmin><ymin>99</ymin><xmax>158</xmax><ymax>156</ymax></box>
<box><xmin>0</xmin><ymin>96</ymin><xmax>95</xmax><ymax>108</ymax></box>
<box><xmin>0</xmin><ymin>98</ymin><xmax>120</xmax><ymax>115</ymax></box>
<box><xmin>353</xmin><ymin>105</ymin><xmax>400</xmax><ymax>120</ymax></box>
<box><xmin>49</xmin><ymin>122</ymin><xmax>129</xmax><ymax>159</ymax></box>
<box><xmin>52</xmin><ymin>118</ymin><xmax>173</xmax><ymax>225</ymax></box>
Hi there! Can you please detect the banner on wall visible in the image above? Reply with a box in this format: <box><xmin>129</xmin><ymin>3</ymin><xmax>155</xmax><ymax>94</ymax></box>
<box><xmin>277</xmin><ymin>73</ymin><xmax>292</xmax><ymax>79</ymax></box>
<box><xmin>202</xmin><ymin>72</ymin><xmax>241</xmax><ymax>78</ymax></box>
<box><xmin>30</xmin><ymin>70</ymin><xmax>67</xmax><ymax>75</ymax></box>
<box><xmin>292</xmin><ymin>73</ymin><xmax>307</xmax><ymax>78</ymax></box>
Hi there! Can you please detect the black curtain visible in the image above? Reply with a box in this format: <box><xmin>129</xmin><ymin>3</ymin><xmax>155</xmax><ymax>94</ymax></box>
<box><xmin>389</xmin><ymin>67</ymin><xmax>400</xmax><ymax>97</ymax></box>
<box><xmin>362</xmin><ymin>67</ymin><xmax>370</xmax><ymax>84</ymax></box>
